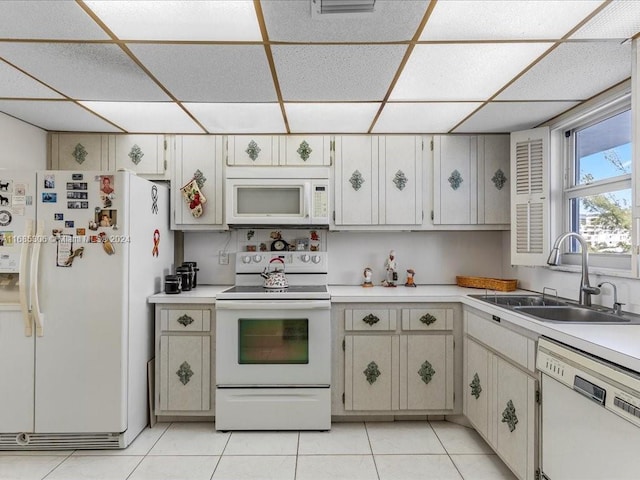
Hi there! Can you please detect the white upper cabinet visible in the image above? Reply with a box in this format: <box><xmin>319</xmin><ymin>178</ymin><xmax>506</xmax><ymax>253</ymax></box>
<box><xmin>379</xmin><ymin>136</ymin><xmax>423</xmax><ymax>225</ymax></box>
<box><xmin>433</xmin><ymin>135</ymin><xmax>510</xmax><ymax>228</ymax></box>
<box><xmin>171</xmin><ymin>135</ymin><xmax>223</xmax><ymax>230</ymax></box>
<box><xmin>112</xmin><ymin>134</ymin><xmax>167</xmax><ymax>178</ymax></box>
<box><xmin>334</xmin><ymin>135</ymin><xmax>423</xmax><ymax>228</ymax></box>
<box><xmin>49</xmin><ymin>133</ymin><xmax>110</xmax><ymax>171</ymax></box>
<box><xmin>510</xmin><ymin>127</ymin><xmax>550</xmax><ymax>265</ymax></box>
<box><xmin>279</xmin><ymin>135</ymin><xmax>331</xmax><ymax>166</ymax></box>
<box><xmin>226</xmin><ymin>135</ymin><xmax>278</xmax><ymax>166</ymax></box>
<box><xmin>334</xmin><ymin>135</ymin><xmax>379</xmax><ymax>226</ymax></box>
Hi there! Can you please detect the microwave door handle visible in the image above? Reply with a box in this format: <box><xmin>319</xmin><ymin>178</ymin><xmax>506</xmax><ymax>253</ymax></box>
<box><xmin>304</xmin><ymin>182</ymin><xmax>311</xmax><ymax>219</ymax></box>
<box><xmin>19</xmin><ymin>219</ymin><xmax>34</xmax><ymax>337</ymax></box>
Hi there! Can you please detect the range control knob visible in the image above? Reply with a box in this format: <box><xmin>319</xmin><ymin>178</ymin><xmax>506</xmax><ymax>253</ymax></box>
<box><xmin>300</xmin><ymin>254</ymin><xmax>311</xmax><ymax>263</ymax></box>
<box><xmin>242</xmin><ymin>255</ymin><xmax>252</xmax><ymax>264</ymax></box>
<box><xmin>253</xmin><ymin>255</ymin><xmax>263</xmax><ymax>263</ymax></box>
<box><xmin>311</xmin><ymin>255</ymin><xmax>322</xmax><ymax>264</ymax></box>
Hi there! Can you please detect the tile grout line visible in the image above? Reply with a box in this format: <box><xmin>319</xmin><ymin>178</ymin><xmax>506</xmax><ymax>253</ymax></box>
<box><xmin>363</xmin><ymin>422</ymin><xmax>382</xmax><ymax>480</ymax></box>
<box><xmin>294</xmin><ymin>430</ymin><xmax>300</xmax><ymax>480</ymax></box>
<box><xmin>126</xmin><ymin>421</ymin><xmax>172</xmax><ymax>480</ymax></box>
<box><xmin>428</xmin><ymin>420</ymin><xmax>466</xmax><ymax>480</ymax></box>
<box><xmin>209</xmin><ymin>426</ymin><xmax>233</xmax><ymax>479</ymax></box>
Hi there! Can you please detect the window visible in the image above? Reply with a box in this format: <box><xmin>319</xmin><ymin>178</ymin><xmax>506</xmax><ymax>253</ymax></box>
<box><xmin>563</xmin><ymin>107</ymin><xmax>632</xmax><ymax>265</ymax></box>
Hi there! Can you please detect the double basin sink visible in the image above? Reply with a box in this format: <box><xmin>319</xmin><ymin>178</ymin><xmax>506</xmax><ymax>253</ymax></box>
<box><xmin>471</xmin><ymin>294</ymin><xmax>640</xmax><ymax>325</ymax></box>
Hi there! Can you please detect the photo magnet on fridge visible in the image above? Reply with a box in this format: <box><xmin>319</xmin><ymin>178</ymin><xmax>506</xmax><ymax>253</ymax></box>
<box><xmin>0</xmin><ymin>210</ymin><xmax>11</xmax><ymax>226</ymax></box>
<box><xmin>72</xmin><ymin>173</ymin><xmax>83</xmax><ymax>181</ymax></box>
<box><xmin>42</xmin><ymin>192</ymin><xmax>57</xmax><ymax>203</ymax></box>
<box><xmin>0</xmin><ymin>179</ymin><xmax>13</xmax><ymax>193</ymax></box>
<box><xmin>65</xmin><ymin>221</ymin><xmax>74</xmax><ymax>228</ymax></box>
<box><xmin>44</xmin><ymin>175</ymin><xmax>55</xmax><ymax>189</ymax></box>
<box><xmin>54</xmin><ymin>213</ymin><xmax>64</xmax><ymax>221</ymax></box>
<box><xmin>0</xmin><ymin>194</ymin><xmax>10</xmax><ymax>206</ymax></box>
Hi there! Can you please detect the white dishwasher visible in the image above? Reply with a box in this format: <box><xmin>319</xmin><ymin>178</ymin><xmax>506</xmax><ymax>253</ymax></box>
<box><xmin>537</xmin><ymin>337</ymin><xmax>640</xmax><ymax>480</ymax></box>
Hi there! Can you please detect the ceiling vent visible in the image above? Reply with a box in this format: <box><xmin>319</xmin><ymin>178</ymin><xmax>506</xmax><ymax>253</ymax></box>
<box><xmin>311</xmin><ymin>0</ymin><xmax>376</xmax><ymax>16</ymax></box>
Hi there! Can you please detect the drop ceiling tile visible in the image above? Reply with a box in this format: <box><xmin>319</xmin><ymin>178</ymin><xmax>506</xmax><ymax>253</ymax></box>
<box><xmin>453</xmin><ymin>101</ymin><xmax>580</xmax><ymax>133</ymax></box>
<box><xmin>285</xmin><ymin>103</ymin><xmax>380</xmax><ymax>133</ymax></box>
<box><xmin>185</xmin><ymin>103</ymin><xmax>286</xmax><ymax>133</ymax></box>
<box><xmin>84</xmin><ymin>0</ymin><xmax>261</xmax><ymax>41</ymax></box>
<box><xmin>496</xmin><ymin>41</ymin><xmax>631</xmax><ymax>101</ymax></box>
<box><xmin>372</xmin><ymin>103</ymin><xmax>482</xmax><ymax>133</ymax></box>
<box><xmin>390</xmin><ymin>43</ymin><xmax>551</xmax><ymax>101</ymax></box>
<box><xmin>262</xmin><ymin>0</ymin><xmax>428</xmax><ymax>42</ymax></box>
<box><xmin>0</xmin><ymin>43</ymin><xmax>169</xmax><ymax>102</ymax></box>
<box><xmin>0</xmin><ymin>1</ymin><xmax>109</xmax><ymax>40</ymax></box>
<box><xmin>421</xmin><ymin>0</ymin><xmax>604</xmax><ymax>41</ymax></box>
<box><xmin>273</xmin><ymin>45</ymin><xmax>406</xmax><ymax>101</ymax></box>
<box><xmin>571</xmin><ymin>0</ymin><xmax>640</xmax><ymax>39</ymax></box>
<box><xmin>0</xmin><ymin>100</ymin><xmax>121</xmax><ymax>132</ymax></box>
<box><xmin>129</xmin><ymin>44</ymin><xmax>276</xmax><ymax>103</ymax></box>
<box><xmin>80</xmin><ymin>102</ymin><xmax>203</xmax><ymax>133</ymax></box>
<box><xmin>0</xmin><ymin>62</ymin><xmax>63</xmax><ymax>99</ymax></box>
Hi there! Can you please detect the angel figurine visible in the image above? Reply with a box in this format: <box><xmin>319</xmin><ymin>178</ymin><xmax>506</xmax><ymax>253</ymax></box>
<box><xmin>383</xmin><ymin>250</ymin><xmax>398</xmax><ymax>287</ymax></box>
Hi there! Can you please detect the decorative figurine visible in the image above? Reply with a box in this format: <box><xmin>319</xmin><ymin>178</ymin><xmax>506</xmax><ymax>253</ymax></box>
<box><xmin>405</xmin><ymin>268</ymin><xmax>416</xmax><ymax>287</ymax></box>
<box><xmin>362</xmin><ymin>267</ymin><xmax>373</xmax><ymax>287</ymax></box>
<box><xmin>382</xmin><ymin>250</ymin><xmax>398</xmax><ymax>287</ymax></box>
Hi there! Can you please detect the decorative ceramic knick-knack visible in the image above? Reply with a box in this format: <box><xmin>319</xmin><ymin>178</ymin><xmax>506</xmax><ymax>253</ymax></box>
<box><xmin>383</xmin><ymin>250</ymin><xmax>397</xmax><ymax>287</ymax></box>
<box><xmin>405</xmin><ymin>268</ymin><xmax>416</xmax><ymax>287</ymax></box>
<box><xmin>362</xmin><ymin>267</ymin><xmax>373</xmax><ymax>287</ymax></box>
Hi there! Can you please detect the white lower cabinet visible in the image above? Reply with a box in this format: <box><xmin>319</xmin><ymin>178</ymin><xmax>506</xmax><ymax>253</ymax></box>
<box><xmin>341</xmin><ymin>304</ymin><xmax>457</xmax><ymax>413</ymax></box>
<box><xmin>154</xmin><ymin>304</ymin><xmax>215</xmax><ymax>416</ymax></box>
<box><xmin>464</xmin><ymin>308</ymin><xmax>538</xmax><ymax>480</ymax></box>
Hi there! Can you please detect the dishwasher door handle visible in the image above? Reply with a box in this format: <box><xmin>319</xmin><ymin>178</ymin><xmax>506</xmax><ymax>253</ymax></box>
<box><xmin>573</xmin><ymin>375</ymin><xmax>606</xmax><ymax>405</ymax></box>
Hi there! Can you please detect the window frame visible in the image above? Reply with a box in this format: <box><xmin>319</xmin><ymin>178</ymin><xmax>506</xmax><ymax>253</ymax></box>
<box><xmin>560</xmin><ymin>100</ymin><xmax>633</xmax><ymax>271</ymax></box>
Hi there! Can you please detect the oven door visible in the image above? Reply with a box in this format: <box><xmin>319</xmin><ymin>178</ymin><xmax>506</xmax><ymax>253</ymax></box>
<box><xmin>215</xmin><ymin>300</ymin><xmax>331</xmax><ymax>386</ymax></box>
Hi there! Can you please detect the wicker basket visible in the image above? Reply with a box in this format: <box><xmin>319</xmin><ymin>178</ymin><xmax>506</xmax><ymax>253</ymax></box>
<box><xmin>456</xmin><ymin>275</ymin><xmax>517</xmax><ymax>292</ymax></box>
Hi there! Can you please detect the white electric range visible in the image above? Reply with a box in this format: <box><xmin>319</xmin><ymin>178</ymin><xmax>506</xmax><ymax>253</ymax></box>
<box><xmin>215</xmin><ymin>252</ymin><xmax>331</xmax><ymax>431</ymax></box>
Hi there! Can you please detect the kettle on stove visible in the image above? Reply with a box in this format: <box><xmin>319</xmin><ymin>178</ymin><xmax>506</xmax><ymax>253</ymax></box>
<box><xmin>261</xmin><ymin>257</ymin><xmax>289</xmax><ymax>289</ymax></box>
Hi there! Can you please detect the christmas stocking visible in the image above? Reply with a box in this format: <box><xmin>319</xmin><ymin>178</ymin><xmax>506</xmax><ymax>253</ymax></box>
<box><xmin>181</xmin><ymin>178</ymin><xmax>207</xmax><ymax>218</ymax></box>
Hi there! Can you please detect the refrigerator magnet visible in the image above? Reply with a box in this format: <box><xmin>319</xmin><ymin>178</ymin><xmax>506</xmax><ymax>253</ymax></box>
<box><xmin>88</xmin><ymin>220</ymin><xmax>98</xmax><ymax>231</ymax></box>
<box><xmin>76</xmin><ymin>228</ymin><xmax>86</xmax><ymax>236</ymax></box>
<box><xmin>0</xmin><ymin>179</ymin><xmax>12</xmax><ymax>193</ymax></box>
<box><xmin>72</xmin><ymin>173</ymin><xmax>83</xmax><ymax>181</ymax></box>
<box><xmin>56</xmin><ymin>234</ymin><xmax>73</xmax><ymax>267</ymax></box>
<box><xmin>99</xmin><ymin>232</ymin><xmax>115</xmax><ymax>255</ymax></box>
<box><xmin>14</xmin><ymin>184</ymin><xmax>26</xmax><ymax>196</ymax></box>
<box><xmin>96</xmin><ymin>209</ymin><xmax>117</xmax><ymax>228</ymax></box>
<box><xmin>0</xmin><ymin>231</ymin><xmax>14</xmax><ymax>246</ymax></box>
<box><xmin>42</xmin><ymin>192</ymin><xmax>57</xmax><ymax>203</ymax></box>
<box><xmin>152</xmin><ymin>229</ymin><xmax>160</xmax><ymax>257</ymax></box>
<box><xmin>44</xmin><ymin>175</ymin><xmax>55</xmax><ymax>189</ymax></box>
<box><xmin>100</xmin><ymin>176</ymin><xmax>114</xmax><ymax>196</ymax></box>
<box><xmin>66</xmin><ymin>182</ymin><xmax>88</xmax><ymax>191</ymax></box>
<box><xmin>65</xmin><ymin>221</ymin><xmax>74</xmax><ymax>228</ymax></box>
<box><xmin>54</xmin><ymin>213</ymin><xmax>64</xmax><ymax>221</ymax></box>
<box><xmin>0</xmin><ymin>210</ymin><xmax>12</xmax><ymax>226</ymax></box>
<box><xmin>0</xmin><ymin>194</ymin><xmax>10</xmax><ymax>206</ymax></box>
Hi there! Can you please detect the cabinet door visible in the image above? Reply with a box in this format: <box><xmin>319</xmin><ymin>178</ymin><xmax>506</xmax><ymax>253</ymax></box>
<box><xmin>379</xmin><ymin>136</ymin><xmax>423</xmax><ymax>225</ymax></box>
<box><xmin>50</xmin><ymin>133</ymin><xmax>109</xmax><ymax>170</ymax></box>
<box><xmin>494</xmin><ymin>356</ymin><xmax>537</xmax><ymax>480</ymax></box>
<box><xmin>172</xmin><ymin>135</ymin><xmax>223</xmax><ymax>228</ymax></box>
<box><xmin>159</xmin><ymin>335</ymin><xmax>211</xmax><ymax>412</ymax></box>
<box><xmin>344</xmin><ymin>335</ymin><xmax>399</xmax><ymax>411</ymax></box>
<box><xmin>226</xmin><ymin>135</ymin><xmax>278</xmax><ymax>165</ymax></box>
<box><xmin>479</xmin><ymin>135</ymin><xmax>510</xmax><ymax>224</ymax></box>
<box><xmin>401</xmin><ymin>335</ymin><xmax>453</xmax><ymax>410</ymax></box>
<box><xmin>113</xmin><ymin>134</ymin><xmax>165</xmax><ymax>176</ymax></box>
<box><xmin>464</xmin><ymin>337</ymin><xmax>490</xmax><ymax>440</ymax></box>
<box><xmin>334</xmin><ymin>136</ymin><xmax>379</xmax><ymax>225</ymax></box>
<box><xmin>279</xmin><ymin>135</ymin><xmax>330</xmax><ymax>166</ymax></box>
<box><xmin>433</xmin><ymin>135</ymin><xmax>477</xmax><ymax>224</ymax></box>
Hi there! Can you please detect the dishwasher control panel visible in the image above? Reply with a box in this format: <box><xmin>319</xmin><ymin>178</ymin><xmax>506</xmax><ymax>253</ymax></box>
<box><xmin>538</xmin><ymin>337</ymin><xmax>640</xmax><ymax>428</ymax></box>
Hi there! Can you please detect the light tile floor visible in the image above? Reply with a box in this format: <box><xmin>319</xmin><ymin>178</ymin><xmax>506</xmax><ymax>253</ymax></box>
<box><xmin>0</xmin><ymin>421</ymin><xmax>518</xmax><ymax>480</ymax></box>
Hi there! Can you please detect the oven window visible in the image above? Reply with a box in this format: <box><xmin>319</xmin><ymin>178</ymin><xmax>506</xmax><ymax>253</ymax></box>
<box><xmin>238</xmin><ymin>319</ymin><xmax>309</xmax><ymax>364</ymax></box>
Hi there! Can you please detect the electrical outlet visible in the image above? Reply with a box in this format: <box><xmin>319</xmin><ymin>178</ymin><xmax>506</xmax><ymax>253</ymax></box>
<box><xmin>219</xmin><ymin>251</ymin><xmax>229</xmax><ymax>265</ymax></box>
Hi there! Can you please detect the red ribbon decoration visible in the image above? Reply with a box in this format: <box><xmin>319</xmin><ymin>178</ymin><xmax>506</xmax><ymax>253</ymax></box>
<box><xmin>152</xmin><ymin>229</ymin><xmax>160</xmax><ymax>257</ymax></box>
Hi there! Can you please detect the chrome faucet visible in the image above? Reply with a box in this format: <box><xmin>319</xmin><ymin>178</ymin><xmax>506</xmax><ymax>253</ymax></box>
<box><xmin>597</xmin><ymin>281</ymin><xmax>625</xmax><ymax>315</ymax></box>
<box><xmin>547</xmin><ymin>232</ymin><xmax>600</xmax><ymax>306</ymax></box>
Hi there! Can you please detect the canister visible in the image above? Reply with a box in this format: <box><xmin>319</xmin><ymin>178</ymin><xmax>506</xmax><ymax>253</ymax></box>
<box><xmin>164</xmin><ymin>275</ymin><xmax>181</xmax><ymax>294</ymax></box>
<box><xmin>182</xmin><ymin>261</ymin><xmax>199</xmax><ymax>289</ymax></box>
<box><xmin>176</xmin><ymin>266</ymin><xmax>192</xmax><ymax>291</ymax></box>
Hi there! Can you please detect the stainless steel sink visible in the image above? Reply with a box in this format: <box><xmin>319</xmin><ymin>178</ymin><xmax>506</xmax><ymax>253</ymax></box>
<box><xmin>470</xmin><ymin>294</ymin><xmax>568</xmax><ymax>307</ymax></box>
<box><xmin>470</xmin><ymin>294</ymin><xmax>640</xmax><ymax>325</ymax></box>
<box><xmin>513</xmin><ymin>306</ymin><xmax>640</xmax><ymax>324</ymax></box>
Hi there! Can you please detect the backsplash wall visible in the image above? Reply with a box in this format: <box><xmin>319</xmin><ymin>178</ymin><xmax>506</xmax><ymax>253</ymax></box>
<box><xmin>185</xmin><ymin>230</ymin><xmax>506</xmax><ymax>286</ymax></box>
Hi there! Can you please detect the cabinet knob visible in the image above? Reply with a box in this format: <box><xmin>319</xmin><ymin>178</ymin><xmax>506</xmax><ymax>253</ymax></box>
<box><xmin>418</xmin><ymin>360</ymin><xmax>436</xmax><ymax>384</ymax></box>
<box><xmin>470</xmin><ymin>373</ymin><xmax>482</xmax><ymax>399</ymax></box>
<box><xmin>362</xmin><ymin>314</ymin><xmax>380</xmax><ymax>326</ymax></box>
<box><xmin>177</xmin><ymin>315</ymin><xmax>194</xmax><ymax>327</ymax></box>
<box><xmin>419</xmin><ymin>313</ymin><xmax>437</xmax><ymax>325</ymax></box>
<box><xmin>501</xmin><ymin>400</ymin><xmax>518</xmax><ymax>432</ymax></box>
<box><xmin>176</xmin><ymin>361</ymin><xmax>194</xmax><ymax>385</ymax></box>
<box><xmin>363</xmin><ymin>361</ymin><xmax>381</xmax><ymax>384</ymax></box>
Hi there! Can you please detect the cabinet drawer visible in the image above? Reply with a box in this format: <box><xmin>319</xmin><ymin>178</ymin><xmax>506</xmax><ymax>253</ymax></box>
<box><xmin>161</xmin><ymin>309</ymin><xmax>211</xmax><ymax>332</ymax></box>
<box><xmin>466</xmin><ymin>310</ymin><xmax>535</xmax><ymax>372</ymax></box>
<box><xmin>345</xmin><ymin>309</ymin><xmax>396</xmax><ymax>331</ymax></box>
<box><xmin>401</xmin><ymin>308</ymin><xmax>453</xmax><ymax>331</ymax></box>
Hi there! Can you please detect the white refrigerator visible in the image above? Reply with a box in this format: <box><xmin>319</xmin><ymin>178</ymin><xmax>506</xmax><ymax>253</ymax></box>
<box><xmin>0</xmin><ymin>171</ymin><xmax>174</xmax><ymax>449</ymax></box>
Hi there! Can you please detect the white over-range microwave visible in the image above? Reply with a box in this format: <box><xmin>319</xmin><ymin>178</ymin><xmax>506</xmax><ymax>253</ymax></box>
<box><xmin>225</xmin><ymin>167</ymin><xmax>330</xmax><ymax>225</ymax></box>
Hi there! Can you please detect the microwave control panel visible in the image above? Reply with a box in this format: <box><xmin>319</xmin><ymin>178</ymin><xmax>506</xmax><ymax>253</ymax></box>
<box><xmin>312</xmin><ymin>184</ymin><xmax>328</xmax><ymax>218</ymax></box>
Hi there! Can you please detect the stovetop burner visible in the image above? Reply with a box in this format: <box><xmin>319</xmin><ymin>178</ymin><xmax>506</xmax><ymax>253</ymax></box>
<box><xmin>217</xmin><ymin>284</ymin><xmax>330</xmax><ymax>300</ymax></box>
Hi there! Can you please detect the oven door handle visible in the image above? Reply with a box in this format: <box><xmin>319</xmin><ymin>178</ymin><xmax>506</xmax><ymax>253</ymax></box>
<box><xmin>216</xmin><ymin>300</ymin><xmax>331</xmax><ymax>310</ymax></box>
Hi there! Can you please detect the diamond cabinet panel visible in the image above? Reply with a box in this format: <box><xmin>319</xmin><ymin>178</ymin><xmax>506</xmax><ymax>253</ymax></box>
<box><xmin>49</xmin><ymin>133</ymin><xmax>110</xmax><ymax>170</ymax></box>
<box><xmin>112</xmin><ymin>134</ymin><xmax>166</xmax><ymax>177</ymax></box>
<box><xmin>159</xmin><ymin>335</ymin><xmax>210</xmax><ymax>412</ymax></box>
<box><xmin>226</xmin><ymin>135</ymin><xmax>278</xmax><ymax>166</ymax></box>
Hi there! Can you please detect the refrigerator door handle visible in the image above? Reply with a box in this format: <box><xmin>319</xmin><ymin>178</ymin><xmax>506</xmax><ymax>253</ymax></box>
<box><xmin>30</xmin><ymin>220</ymin><xmax>45</xmax><ymax>337</ymax></box>
<box><xmin>19</xmin><ymin>219</ymin><xmax>34</xmax><ymax>337</ymax></box>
